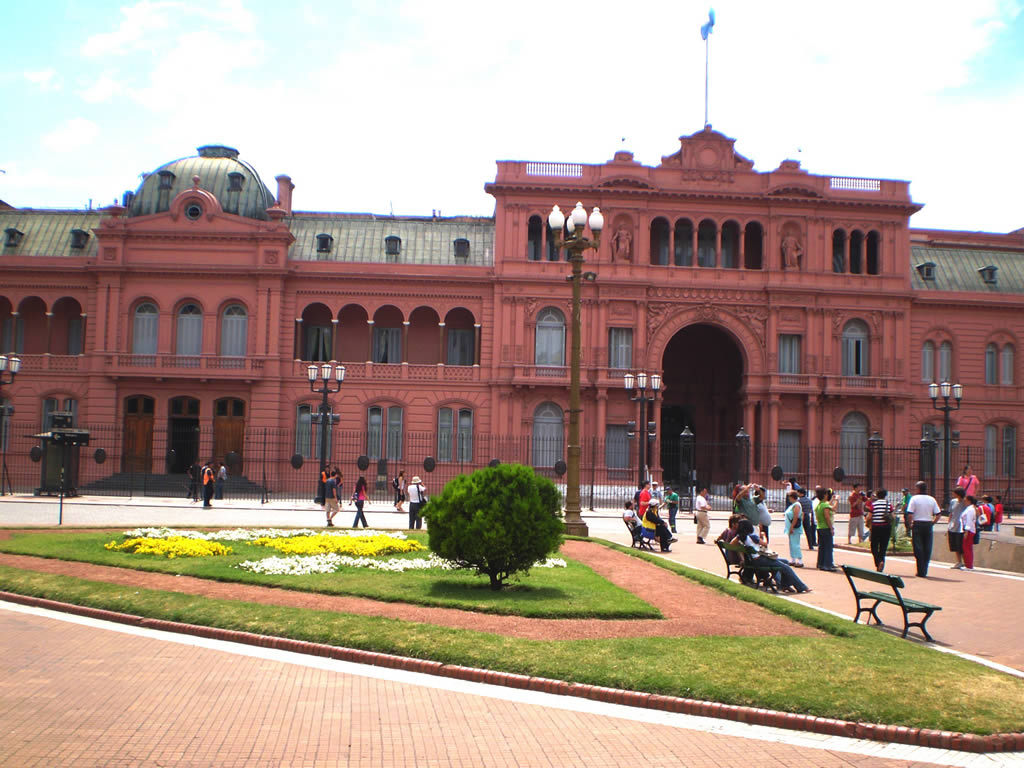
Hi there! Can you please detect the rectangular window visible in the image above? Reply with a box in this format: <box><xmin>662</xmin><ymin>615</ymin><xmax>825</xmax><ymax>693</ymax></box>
<box><xmin>1003</xmin><ymin>426</ymin><xmax>1016</xmax><ymax>477</ymax></box>
<box><xmin>457</xmin><ymin>409</ymin><xmax>473</xmax><ymax>462</ymax></box>
<box><xmin>296</xmin><ymin>405</ymin><xmax>312</xmax><ymax>459</ymax></box>
<box><xmin>305</xmin><ymin>325</ymin><xmax>332</xmax><ymax>362</ymax></box>
<box><xmin>608</xmin><ymin>328</ymin><xmax>633</xmax><ymax>370</ymax></box>
<box><xmin>778</xmin><ymin>430</ymin><xmax>801</xmax><ymax>473</ymax></box>
<box><xmin>921</xmin><ymin>342</ymin><xmax>934</xmax><ymax>383</ymax></box>
<box><xmin>605</xmin><ymin>425</ymin><xmax>630</xmax><ymax>469</ymax></box>
<box><xmin>372</xmin><ymin>327</ymin><xmax>402</xmax><ymax>363</ymax></box>
<box><xmin>366</xmin><ymin>407</ymin><xmax>382</xmax><ymax>459</ymax></box>
<box><xmin>985</xmin><ymin>345</ymin><xmax>998</xmax><ymax>385</ymax></box>
<box><xmin>778</xmin><ymin>335</ymin><xmax>801</xmax><ymax>374</ymax></box>
<box><xmin>842</xmin><ymin>337</ymin><xmax>867</xmax><ymax>376</ymax></box>
<box><xmin>446</xmin><ymin>328</ymin><xmax>474</xmax><ymax>365</ymax></box>
<box><xmin>985</xmin><ymin>425</ymin><xmax>998</xmax><ymax>478</ymax></box>
<box><xmin>437</xmin><ymin>408</ymin><xmax>453</xmax><ymax>462</ymax></box>
<box><xmin>386</xmin><ymin>405</ymin><xmax>403</xmax><ymax>460</ymax></box>
<box><xmin>1001</xmin><ymin>345</ymin><xmax>1014</xmax><ymax>386</ymax></box>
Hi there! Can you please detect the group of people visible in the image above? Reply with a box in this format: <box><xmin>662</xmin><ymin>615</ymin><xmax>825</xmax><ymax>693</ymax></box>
<box><xmin>319</xmin><ymin>468</ymin><xmax>428</xmax><ymax>530</ymax></box>
<box><xmin>188</xmin><ymin>460</ymin><xmax>227</xmax><ymax>507</ymax></box>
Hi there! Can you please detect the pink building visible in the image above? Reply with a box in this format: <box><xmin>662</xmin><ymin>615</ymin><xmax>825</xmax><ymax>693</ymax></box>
<box><xmin>1</xmin><ymin>130</ymin><xmax>1022</xmax><ymax>499</ymax></box>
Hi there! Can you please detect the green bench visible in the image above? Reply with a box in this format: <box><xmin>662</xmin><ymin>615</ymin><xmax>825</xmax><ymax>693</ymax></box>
<box><xmin>716</xmin><ymin>539</ymin><xmax>782</xmax><ymax>591</ymax></box>
<box><xmin>841</xmin><ymin>565</ymin><xmax>942</xmax><ymax>641</ymax></box>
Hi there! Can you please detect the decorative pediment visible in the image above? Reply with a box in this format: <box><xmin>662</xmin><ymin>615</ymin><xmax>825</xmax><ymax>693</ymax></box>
<box><xmin>767</xmin><ymin>184</ymin><xmax>823</xmax><ymax>198</ymax></box>
<box><xmin>597</xmin><ymin>176</ymin><xmax>656</xmax><ymax>190</ymax></box>
<box><xmin>659</xmin><ymin>124</ymin><xmax>754</xmax><ymax>172</ymax></box>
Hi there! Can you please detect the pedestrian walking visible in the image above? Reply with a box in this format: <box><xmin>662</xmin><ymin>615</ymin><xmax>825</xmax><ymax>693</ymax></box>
<box><xmin>393</xmin><ymin>470</ymin><xmax>406</xmax><ymax>513</ymax></box>
<box><xmin>961</xmin><ymin>495</ymin><xmax>979</xmax><ymax>571</ymax></box>
<box><xmin>694</xmin><ymin>487</ymin><xmax>711</xmax><ymax>544</ymax></box>
<box><xmin>352</xmin><ymin>476</ymin><xmax>368</xmax><ymax>528</ymax></box>
<box><xmin>799</xmin><ymin>487</ymin><xmax>817</xmax><ymax>551</ymax></box>
<box><xmin>324</xmin><ymin>470</ymin><xmax>340</xmax><ymax>526</ymax></box>
<box><xmin>868</xmin><ymin>489</ymin><xmax>894</xmax><ymax>572</ymax></box>
<box><xmin>664</xmin><ymin>485</ymin><xmax>680</xmax><ymax>533</ymax></box>
<box><xmin>905</xmin><ymin>480</ymin><xmax>941</xmax><ymax>577</ymax></box>
<box><xmin>946</xmin><ymin>486</ymin><xmax>967</xmax><ymax>570</ymax></box>
<box><xmin>201</xmin><ymin>461</ymin><xmax>215</xmax><ymax>508</ymax></box>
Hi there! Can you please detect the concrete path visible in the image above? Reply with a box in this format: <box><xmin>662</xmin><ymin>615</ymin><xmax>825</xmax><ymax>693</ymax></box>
<box><xmin>2</xmin><ymin>600</ymin><xmax>1004</xmax><ymax>768</ymax></box>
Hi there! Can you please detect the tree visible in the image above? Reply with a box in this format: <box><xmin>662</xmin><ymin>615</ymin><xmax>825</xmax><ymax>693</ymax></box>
<box><xmin>424</xmin><ymin>463</ymin><xmax>564</xmax><ymax>590</ymax></box>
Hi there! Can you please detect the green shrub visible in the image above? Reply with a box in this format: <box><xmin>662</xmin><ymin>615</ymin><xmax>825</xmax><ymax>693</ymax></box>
<box><xmin>424</xmin><ymin>463</ymin><xmax>564</xmax><ymax>590</ymax></box>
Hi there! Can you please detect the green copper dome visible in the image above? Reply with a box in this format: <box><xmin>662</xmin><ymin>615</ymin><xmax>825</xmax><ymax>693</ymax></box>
<box><xmin>128</xmin><ymin>145</ymin><xmax>275</xmax><ymax>220</ymax></box>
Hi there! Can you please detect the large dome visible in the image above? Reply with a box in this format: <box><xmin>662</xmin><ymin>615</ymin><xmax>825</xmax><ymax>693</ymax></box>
<box><xmin>127</xmin><ymin>145</ymin><xmax>275</xmax><ymax>220</ymax></box>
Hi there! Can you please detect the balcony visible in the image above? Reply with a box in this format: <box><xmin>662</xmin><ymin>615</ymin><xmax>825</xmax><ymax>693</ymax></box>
<box><xmin>105</xmin><ymin>354</ymin><xmax>266</xmax><ymax>379</ymax></box>
<box><xmin>290</xmin><ymin>360</ymin><xmax>481</xmax><ymax>383</ymax></box>
<box><xmin>822</xmin><ymin>375</ymin><xmax>899</xmax><ymax>396</ymax></box>
<box><xmin>12</xmin><ymin>354</ymin><xmax>83</xmax><ymax>373</ymax></box>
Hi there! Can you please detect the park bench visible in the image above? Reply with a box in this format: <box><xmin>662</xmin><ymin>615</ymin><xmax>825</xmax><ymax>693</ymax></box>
<box><xmin>841</xmin><ymin>565</ymin><xmax>942</xmax><ymax>641</ymax></box>
<box><xmin>716</xmin><ymin>540</ymin><xmax>781</xmax><ymax>591</ymax></box>
<box><xmin>625</xmin><ymin>519</ymin><xmax>656</xmax><ymax>551</ymax></box>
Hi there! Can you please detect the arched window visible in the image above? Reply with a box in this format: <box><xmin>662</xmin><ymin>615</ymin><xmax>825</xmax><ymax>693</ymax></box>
<box><xmin>985</xmin><ymin>343</ymin><xmax>998</xmax><ymax>385</ymax></box>
<box><xmin>697</xmin><ymin>219</ymin><xmax>716</xmax><ymax>267</ymax></box>
<box><xmin>921</xmin><ymin>341</ymin><xmax>934</xmax><ymax>383</ymax></box>
<box><xmin>841</xmin><ymin>320</ymin><xmax>869</xmax><ymax>376</ymax></box>
<box><xmin>832</xmin><ymin>229</ymin><xmax>846</xmax><ymax>273</ymax></box>
<box><xmin>650</xmin><ymin>217</ymin><xmax>670</xmax><ymax>266</ymax></box>
<box><xmin>743</xmin><ymin>221</ymin><xmax>763</xmax><ymax>269</ymax></box>
<box><xmin>176</xmin><ymin>304</ymin><xmax>203</xmax><ymax>358</ymax></box>
<box><xmin>721</xmin><ymin>221</ymin><xmax>740</xmax><ymax>268</ymax></box>
<box><xmin>866</xmin><ymin>230</ymin><xmax>881</xmax><ymax>274</ymax></box>
<box><xmin>938</xmin><ymin>341</ymin><xmax>952</xmax><ymax>383</ymax></box>
<box><xmin>132</xmin><ymin>303</ymin><xmax>158</xmax><ymax>356</ymax></box>
<box><xmin>1001</xmin><ymin>344</ymin><xmax>1015</xmax><ymax>386</ymax></box>
<box><xmin>220</xmin><ymin>304</ymin><xmax>247</xmax><ymax>357</ymax></box>
<box><xmin>673</xmin><ymin>218</ymin><xmax>693</xmax><ymax>266</ymax></box>
<box><xmin>840</xmin><ymin>412</ymin><xmax>869</xmax><ymax>477</ymax></box>
<box><xmin>849</xmin><ymin>230</ymin><xmax>864</xmax><ymax>274</ymax></box>
<box><xmin>437</xmin><ymin>407</ymin><xmax>473</xmax><ymax>462</ymax></box>
<box><xmin>527</xmin><ymin>215</ymin><xmax>543</xmax><ymax>261</ymax></box>
<box><xmin>532</xmin><ymin>402</ymin><xmax>563</xmax><ymax>468</ymax></box>
<box><xmin>535</xmin><ymin>307</ymin><xmax>565</xmax><ymax>366</ymax></box>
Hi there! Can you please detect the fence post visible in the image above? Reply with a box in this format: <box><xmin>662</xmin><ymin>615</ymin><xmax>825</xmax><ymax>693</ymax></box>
<box><xmin>734</xmin><ymin>427</ymin><xmax>750</xmax><ymax>486</ymax></box>
<box><xmin>867</xmin><ymin>431</ymin><xmax>883</xmax><ymax>491</ymax></box>
<box><xmin>919</xmin><ymin>436</ymin><xmax>936</xmax><ymax>490</ymax></box>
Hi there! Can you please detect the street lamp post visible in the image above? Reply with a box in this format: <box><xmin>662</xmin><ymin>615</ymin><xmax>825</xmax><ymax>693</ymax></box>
<box><xmin>548</xmin><ymin>202</ymin><xmax>603</xmax><ymax>537</ymax></box>
<box><xmin>307</xmin><ymin>361</ymin><xmax>345</xmax><ymax>502</ymax></box>
<box><xmin>0</xmin><ymin>354</ymin><xmax>21</xmax><ymax>496</ymax></box>
<box><xmin>928</xmin><ymin>380</ymin><xmax>963</xmax><ymax>510</ymax></box>
<box><xmin>624</xmin><ymin>371</ymin><xmax>661</xmax><ymax>487</ymax></box>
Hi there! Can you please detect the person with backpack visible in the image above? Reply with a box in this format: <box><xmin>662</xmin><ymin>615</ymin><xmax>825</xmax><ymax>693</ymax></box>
<box><xmin>393</xmin><ymin>470</ymin><xmax>406</xmax><ymax>513</ymax></box>
<box><xmin>407</xmin><ymin>476</ymin><xmax>427</xmax><ymax>529</ymax></box>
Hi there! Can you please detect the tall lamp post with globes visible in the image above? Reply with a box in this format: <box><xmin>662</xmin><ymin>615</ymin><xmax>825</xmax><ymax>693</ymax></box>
<box><xmin>0</xmin><ymin>354</ymin><xmax>21</xmax><ymax>496</ymax></box>
<box><xmin>624</xmin><ymin>371</ymin><xmax>661</xmax><ymax>487</ymax></box>
<box><xmin>308</xmin><ymin>361</ymin><xmax>345</xmax><ymax>502</ymax></box>
<box><xmin>928</xmin><ymin>380</ymin><xmax>963</xmax><ymax>510</ymax></box>
<box><xmin>548</xmin><ymin>202</ymin><xmax>603</xmax><ymax>536</ymax></box>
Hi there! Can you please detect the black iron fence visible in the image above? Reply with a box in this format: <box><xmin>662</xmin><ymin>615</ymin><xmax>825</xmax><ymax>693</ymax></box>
<box><xmin>0</xmin><ymin>418</ymin><xmax>1016</xmax><ymax>511</ymax></box>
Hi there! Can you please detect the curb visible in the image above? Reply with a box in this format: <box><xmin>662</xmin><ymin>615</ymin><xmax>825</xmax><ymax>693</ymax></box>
<box><xmin>4</xmin><ymin>591</ymin><xmax>1023</xmax><ymax>754</ymax></box>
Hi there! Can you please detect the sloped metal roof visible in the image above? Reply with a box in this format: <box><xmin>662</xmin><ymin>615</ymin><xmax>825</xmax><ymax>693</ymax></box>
<box><xmin>0</xmin><ymin>210</ymin><xmax>102</xmax><ymax>258</ymax></box>
<box><xmin>910</xmin><ymin>245</ymin><xmax>1024</xmax><ymax>294</ymax></box>
<box><xmin>286</xmin><ymin>214</ymin><xmax>495</xmax><ymax>266</ymax></box>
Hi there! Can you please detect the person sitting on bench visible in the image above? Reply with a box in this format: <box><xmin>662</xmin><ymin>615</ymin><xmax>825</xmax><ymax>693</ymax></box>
<box><xmin>735</xmin><ymin>519</ymin><xmax>812</xmax><ymax>594</ymax></box>
<box><xmin>641</xmin><ymin>500</ymin><xmax>676</xmax><ymax>552</ymax></box>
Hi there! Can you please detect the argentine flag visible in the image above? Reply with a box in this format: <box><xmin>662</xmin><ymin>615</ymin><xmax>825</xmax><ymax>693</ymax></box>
<box><xmin>701</xmin><ymin>8</ymin><xmax>715</xmax><ymax>40</ymax></box>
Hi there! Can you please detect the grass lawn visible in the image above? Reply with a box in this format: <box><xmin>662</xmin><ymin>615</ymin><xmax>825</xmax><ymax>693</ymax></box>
<box><xmin>2</xmin><ymin>532</ymin><xmax>1023</xmax><ymax>735</ymax></box>
<box><xmin>0</xmin><ymin>530</ymin><xmax>657</xmax><ymax>620</ymax></box>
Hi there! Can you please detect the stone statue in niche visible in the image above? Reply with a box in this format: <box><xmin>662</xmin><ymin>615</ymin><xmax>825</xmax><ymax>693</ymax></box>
<box><xmin>611</xmin><ymin>226</ymin><xmax>633</xmax><ymax>262</ymax></box>
<box><xmin>781</xmin><ymin>234</ymin><xmax>803</xmax><ymax>270</ymax></box>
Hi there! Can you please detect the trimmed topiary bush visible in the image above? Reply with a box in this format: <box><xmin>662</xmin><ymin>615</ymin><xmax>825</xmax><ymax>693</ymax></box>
<box><xmin>424</xmin><ymin>463</ymin><xmax>564</xmax><ymax>590</ymax></box>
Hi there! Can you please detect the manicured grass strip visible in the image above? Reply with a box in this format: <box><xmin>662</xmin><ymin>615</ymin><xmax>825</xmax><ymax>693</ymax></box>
<box><xmin>1</xmin><ymin>566</ymin><xmax>1022</xmax><ymax>735</ymax></box>
<box><xmin>0</xmin><ymin>531</ymin><xmax>659</xmax><ymax>620</ymax></box>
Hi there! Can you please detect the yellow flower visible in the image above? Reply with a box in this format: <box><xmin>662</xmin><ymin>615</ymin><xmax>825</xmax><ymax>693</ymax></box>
<box><xmin>253</xmin><ymin>534</ymin><xmax>425</xmax><ymax>558</ymax></box>
<box><xmin>105</xmin><ymin>536</ymin><xmax>232</xmax><ymax>558</ymax></box>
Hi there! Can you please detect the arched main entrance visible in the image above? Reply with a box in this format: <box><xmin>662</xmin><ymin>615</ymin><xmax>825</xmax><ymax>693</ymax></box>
<box><xmin>660</xmin><ymin>324</ymin><xmax>744</xmax><ymax>488</ymax></box>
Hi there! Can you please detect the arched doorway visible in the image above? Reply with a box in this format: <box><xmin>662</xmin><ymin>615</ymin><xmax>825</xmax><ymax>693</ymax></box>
<box><xmin>659</xmin><ymin>324</ymin><xmax>744</xmax><ymax>488</ymax></box>
<box><xmin>168</xmin><ymin>396</ymin><xmax>200</xmax><ymax>474</ymax></box>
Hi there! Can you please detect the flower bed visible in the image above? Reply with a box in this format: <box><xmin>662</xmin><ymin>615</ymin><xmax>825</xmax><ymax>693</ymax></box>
<box><xmin>105</xmin><ymin>536</ymin><xmax>233</xmax><ymax>559</ymax></box>
<box><xmin>252</xmin><ymin>533</ymin><xmax>426</xmax><ymax>557</ymax></box>
<box><xmin>121</xmin><ymin>527</ymin><xmax>409</xmax><ymax>542</ymax></box>
<box><xmin>236</xmin><ymin>553</ymin><xmax>568</xmax><ymax>575</ymax></box>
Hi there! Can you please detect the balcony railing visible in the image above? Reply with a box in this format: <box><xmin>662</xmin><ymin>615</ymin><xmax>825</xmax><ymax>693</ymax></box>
<box><xmin>10</xmin><ymin>354</ymin><xmax>83</xmax><ymax>372</ymax></box>
<box><xmin>106</xmin><ymin>354</ymin><xmax>265</xmax><ymax>377</ymax></box>
<box><xmin>290</xmin><ymin>360</ymin><xmax>480</xmax><ymax>383</ymax></box>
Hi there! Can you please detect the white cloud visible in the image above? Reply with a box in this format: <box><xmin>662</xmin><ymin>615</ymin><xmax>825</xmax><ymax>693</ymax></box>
<box><xmin>81</xmin><ymin>1</ymin><xmax>180</xmax><ymax>57</ymax></box>
<box><xmin>41</xmin><ymin>118</ymin><xmax>100</xmax><ymax>153</ymax></box>
<box><xmin>24</xmin><ymin>68</ymin><xmax>59</xmax><ymax>91</ymax></box>
<box><xmin>81</xmin><ymin>74</ymin><xmax>121</xmax><ymax>104</ymax></box>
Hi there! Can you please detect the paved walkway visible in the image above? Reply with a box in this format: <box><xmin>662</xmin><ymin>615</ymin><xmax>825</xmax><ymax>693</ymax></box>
<box><xmin>0</xmin><ymin>600</ymin><xmax>997</xmax><ymax>768</ymax></box>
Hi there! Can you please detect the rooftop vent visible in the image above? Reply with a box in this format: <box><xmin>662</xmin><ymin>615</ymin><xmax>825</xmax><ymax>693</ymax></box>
<box><xmin>978</xmin><ymin>265</ymin><xmax>998</xmax><ymax>285</ymax></box>
<box><xmin>70</xmin><ymin>229</ymin><xmax>89</xmax><ymax>249</ymax></box>
<box><xmin>4</xmin><ymin>228</ymin><xmax>24</xmax><ymax>247</ymax></box>
<box><xmin>454</xmin><ymin>238</ymin><xmax>470</xmax><ymax>261</ymax></box>
<box><xmin>384</xmin><ymin>235</ymin><xmax>401</xmax><ymax>258</ymax></box>
<box><xmin>316</xmin><ymin>233</ymin><xmax>333</xmax><ymax>253</ymax></box>
<box><xmin>915</xmin><ymin>262</ymin><xmax>936</xmax><ymax>281</ymax></box>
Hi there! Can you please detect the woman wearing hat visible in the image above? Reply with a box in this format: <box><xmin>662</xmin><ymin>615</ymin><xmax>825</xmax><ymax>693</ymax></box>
<box><xmin>406</xmin><ymin>475</ymin><xmax>427</xmax><ymax>529</ymax></box>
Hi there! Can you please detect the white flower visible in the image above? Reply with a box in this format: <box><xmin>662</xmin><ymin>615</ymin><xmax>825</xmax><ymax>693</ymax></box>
<box><xmin>122</xmin><ymin>527</ymin><xmax>410</xmax><ymax>542</ymax></box>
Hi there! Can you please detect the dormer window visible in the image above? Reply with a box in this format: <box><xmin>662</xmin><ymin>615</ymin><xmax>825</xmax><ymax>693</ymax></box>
<box><xmin>227</xmin><ymin>172</ymin><xmax>244</xmax><ymax>192</ymax></box>
<box><xmin>4</xmin><ymin>228</ymin><xmax>24</xmax><ymax>247</ymax></box>
<box><xmin>915</xmin><ymin>262</ymin><xmax>936</xmax><ymax>281</ymax></box>
<box><xmin>158</xmin><ymin>170</ymin><xmax>176</xmax><ymax>189</ymax></box>
<box><xmin>384</xmin><ymin>236</ymin><xmax>401</xmax><ymax>261</ymax></box>
<box><xmin>70</xmin><ymin>229</ymin><xmax>89</xmax><ymax>249</ymax></box>
<box><xmin>979</xmin><ymin>265</ymin><xmax>998</xmax><ymax>285</ymax></box>
<box><xmin>453</xmin><ymin>238</ymin><xmax>470</xmax><ymax>261</ymax></box>
<box><xmin>316</xmin><ymin>233</ymin><xmax>333</xmax><ymax>253</ymax></box>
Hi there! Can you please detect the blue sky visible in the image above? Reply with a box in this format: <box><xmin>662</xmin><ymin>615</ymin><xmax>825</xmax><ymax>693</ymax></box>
<box><xmin>2</xmin><ymin>0</ymin><xmax>1023</xmax><ymax>232</ymax></box>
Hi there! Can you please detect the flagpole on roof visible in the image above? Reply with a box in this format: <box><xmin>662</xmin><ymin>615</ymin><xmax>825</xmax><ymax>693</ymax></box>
<box><xmin>701</xmin><ymin>9</ymin><xmax>716</xmax><ymax>128</ymax></box>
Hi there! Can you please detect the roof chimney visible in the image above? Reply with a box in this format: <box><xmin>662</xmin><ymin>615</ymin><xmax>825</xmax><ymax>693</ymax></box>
<box><xmin>275</xmin><ymin>174</ymin><xmax>294</xmax><ymax>215</ymax></box>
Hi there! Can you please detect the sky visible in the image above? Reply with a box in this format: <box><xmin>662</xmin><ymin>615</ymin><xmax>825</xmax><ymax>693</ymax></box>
<box><xmin>2</xmin><ymin>0</ymin><xmax>1023</xmax><ymax>232</ymax></box>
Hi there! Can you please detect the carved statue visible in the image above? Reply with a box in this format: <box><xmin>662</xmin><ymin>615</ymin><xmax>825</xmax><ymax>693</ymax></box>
<box><xmin>611</xmin><ymin>227</ymin><xmax>633</xmax><ymax>262</ymax></box>
<box><xmin>781</xmin><ymin>234</ymin><xmax>803</xmax><ymax>269</ymax></box>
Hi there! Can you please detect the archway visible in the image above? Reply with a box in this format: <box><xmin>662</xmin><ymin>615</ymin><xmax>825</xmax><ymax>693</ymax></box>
<box><xmin>659</xmin><ymin>324</ymin><xmax>744</xmax><ymax>489</ymax></box>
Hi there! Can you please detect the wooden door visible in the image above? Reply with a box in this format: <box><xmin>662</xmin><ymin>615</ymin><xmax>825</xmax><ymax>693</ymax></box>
<box><xmin>122</xmin><ymin>396</ymin><xmax>154</xmax><ymax>473</ymax></box>
<box><xmin>213</xmin><ymin>398</ymin><xmax>246</xmax><ymax>473</ymax></box>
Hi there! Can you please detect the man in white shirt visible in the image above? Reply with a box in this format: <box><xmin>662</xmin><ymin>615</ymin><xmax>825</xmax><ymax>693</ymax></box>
<box><xmin>694</xmin><ymin>487</ymin><xmax>711</xmax><ymax>544</ymax></box>
<box><xmin>905</xmin><ymin>480</ymin><xmax>941</xmax><ymax>577</ymax></box>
